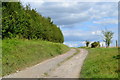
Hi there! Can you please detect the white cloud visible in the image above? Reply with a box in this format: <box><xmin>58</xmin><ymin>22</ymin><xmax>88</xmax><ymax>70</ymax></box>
<box><xmin>92</xmin><ymin>30</ymin><xmax>101</xmax><ymax>35</ymax></box>
<box><xmin>63</xmin><ymin>30</ymin><xmax>84</xmax><ymax>36</ymax></box>
<box><xmin>64</xmin><ymin>42</ymin><xmax>79</xmax><ymax>47</ymax></box>
<box><xmin>20</xmin><ymin>0</ymin><xmax>44</xmax><ymax>8</ymax></box>
<box><xmin>93</xmin><ymin>19</ymin><xmax>118</xmax><ymax>24</ymax></box>
<box><xmin>21</xmin><ymin>1</ymin><xmax>118</xmax><ymax>27</ymax></box>
<box><xmin>20</xmin><ymin>0</ymin><xmax>119</xmax><ymax>2</ymax></box>
<box><xmin>63</xmin><ymin>30</ymin><xmax>102</xmax><ymax>41</ymax></box>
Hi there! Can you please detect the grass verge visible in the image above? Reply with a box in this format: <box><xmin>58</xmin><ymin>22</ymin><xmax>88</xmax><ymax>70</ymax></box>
<box><xmin>0</xmin><ymin>40</ymin><xmax>2</xmax><ymax>76</ymax></box>
<box><xmin>2</xmin><ymin>39</ymin><xmax>69</xmax><ymax>76</ymax></box>
<box><xmin>80</xmin><ymin>48</ymin><xmax>118</xmax><ymax>78</ymax></box>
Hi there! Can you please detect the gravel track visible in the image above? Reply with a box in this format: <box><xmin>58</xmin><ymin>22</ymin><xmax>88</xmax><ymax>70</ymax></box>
<box><xmin>4</xmin><ymin>48</ymin><xmax>88</xmax><ymax>78</ymax></box>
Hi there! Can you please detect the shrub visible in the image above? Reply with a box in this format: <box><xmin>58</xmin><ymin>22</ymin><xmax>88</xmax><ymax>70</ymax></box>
<box><xmin>91</xmin><ymin>41</ymin><xmax>100</xmax><ymax>48</ymax></box>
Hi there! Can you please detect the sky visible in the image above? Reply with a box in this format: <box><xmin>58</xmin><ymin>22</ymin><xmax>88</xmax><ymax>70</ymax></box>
<box><xmin>20</xmin><ymin>0</ymin><xmax>118</xmax><ymax>47</ymax></box>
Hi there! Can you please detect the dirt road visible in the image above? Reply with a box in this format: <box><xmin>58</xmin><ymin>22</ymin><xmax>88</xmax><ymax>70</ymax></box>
<box><xmin>4</xmin><ymin>48</ymin><xmax>88</xmax><ymax>78</ymax></box>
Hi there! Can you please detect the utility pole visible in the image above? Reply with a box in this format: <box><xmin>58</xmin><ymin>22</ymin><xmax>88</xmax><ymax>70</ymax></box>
<box><xmin>116</xmin><ymin>40</ymin><xmax>118</xmax><ymax>47</ymax></box>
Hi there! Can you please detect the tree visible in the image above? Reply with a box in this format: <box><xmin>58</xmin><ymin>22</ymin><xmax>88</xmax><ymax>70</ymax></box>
<box><xmin>91</xmin><ymin>41</ymin><xmax>100</xmax><ymax>48</ymax></box>
<box><xmin>2</xmin><ymin>2</ymin><xmax>64</xmax><ymax>43</ymax></box>
<box><xmin>116</xmin><ymin>40</ymin><xmax>118</xmax><ymax>47</ymax></box>
<box><xmin>85</xmin><ymin>40</ymin><xmax>90</xmax><ymax>47</ymax></box>
<box><xmin>102</xmin><ymin>30</ymin><xmax>114</xmax><ymax>47</ymax></box>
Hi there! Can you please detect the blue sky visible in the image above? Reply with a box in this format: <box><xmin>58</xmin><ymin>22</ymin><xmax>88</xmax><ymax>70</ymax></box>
<box><xmin>21</xmin><ymin>0</ymin><xmax>118</xmax><ymax>47</ymax></box>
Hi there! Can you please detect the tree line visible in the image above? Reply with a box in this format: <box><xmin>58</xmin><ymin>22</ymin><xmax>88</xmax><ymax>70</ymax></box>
<box><xmin>2</xmin><ymin>2</ymin><xmax>64</xmax><ymax>43</ymax></box>
<box><xmin>85</xmin><ymin>30</ymin><xmax>116</xmax><ymax>48</ymax></box>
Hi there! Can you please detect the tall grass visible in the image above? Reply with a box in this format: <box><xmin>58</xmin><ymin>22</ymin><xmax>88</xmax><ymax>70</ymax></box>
<box><xmin>2</xmin><ymin>39</ymin><xmax>69</xmax><ymax>76</ymax></box>
<box><xmin>80</xmin><ymin>48</ymin><xmax>118</xmax><ymax>78</ymax></box>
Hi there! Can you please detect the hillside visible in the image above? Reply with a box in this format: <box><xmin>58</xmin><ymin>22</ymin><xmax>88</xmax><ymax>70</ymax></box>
<box><xmin>2</xmin><ymin>39</ymin><xmax>69</xmax><ymax>76</ymax></box>
<box><xmin>2</xmin><ymin>2</ymin><xmax>69</xmax><ymax>76</ymax></box>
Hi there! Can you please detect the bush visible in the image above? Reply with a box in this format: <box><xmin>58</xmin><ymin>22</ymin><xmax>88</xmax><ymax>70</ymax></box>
<box><xmin>91</xmin><ymin>41</ymin><xmax>100</xmax><ymax>48</ymax></box>
<box><xmin>2</xmin><ymin>2</ymin><xmax>64</xmax><ymax>43</ymax></box>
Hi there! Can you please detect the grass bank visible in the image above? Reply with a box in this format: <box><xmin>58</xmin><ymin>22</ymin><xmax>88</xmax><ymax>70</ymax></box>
<box><xmin>2</xmin><ymin>39</ymin><xmax>69</xmax><ymax>76</ymax></box>
<box><xmin>0</xmin><ymin>40</ymin><xmax>2</xmax><ymax>76</ymax></box>
<box><xmin>80</xmin><ymin>48</ymin><xmax>118</xmax><ymax>78</ymax></box>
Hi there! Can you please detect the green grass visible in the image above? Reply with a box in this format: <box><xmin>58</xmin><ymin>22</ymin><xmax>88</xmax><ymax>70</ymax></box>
<box><xmin>0</xmin><ymin>39</ymin><xmax>2</xmax><ymax>76</ymax></box>
<box><xmin>2</xmin><ymin>39</ymin><xmax>69</xmax><ymax>76</ymax></box>
<box><xmin>80</xmin><ymin>48</ymin><xmax>118</xmax><ymax>78</ymax></box>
